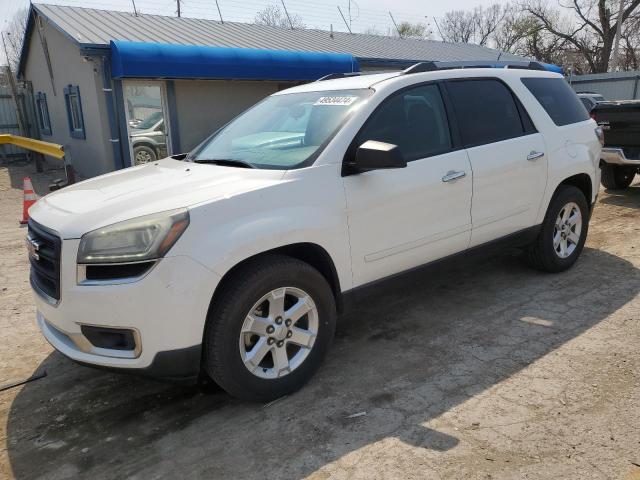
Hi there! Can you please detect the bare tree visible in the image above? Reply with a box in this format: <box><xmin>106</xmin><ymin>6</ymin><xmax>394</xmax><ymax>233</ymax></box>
<box><xmin>439</xmin><ymin>10</ymin><xmax>476</xmax><ymax>43</ymax></box>
<box><xmin>439</xmin><ymin>4</ymin><xmax>506</xmax><ymax>45</ymax></box>
<box><xmin>2</xmin><ymin>7</ymin><xmax>29</xmax><ymax>70</ymax></box>
<box><xmin>473</xmin><ymin>4</ymin><xmax>507</xmax><ymax>45</ymax></box>
<box><xmin>620</xmin><ymin>24</ymin><xmax>640</xmax><ymax>69</ymax></box>
<box><xmin>523</xmin><ymin>0</ymin><xmax>640</xmax><ymax>73</ymax></box>
<box><xmin>254</xmin><ymin>4</ymin><xmax>305</xmax><ymax>29</ymax></box>
<box><xmin>493</xmin><ymin>6</ymin><xmax>532</xmax><ymax>52</ymax></box>
<box><xmin>395</xmin><ymin>21</ymin><xmax>431</xmax><ymax>39</ymax></box>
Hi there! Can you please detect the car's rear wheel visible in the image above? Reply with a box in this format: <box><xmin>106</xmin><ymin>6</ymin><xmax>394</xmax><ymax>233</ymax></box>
<box><xmin>204</xmin><ymin>254</ymin><xmax>336</xmax><ymax>402</ymax></box>
<box><xmin>601</xmin><ymin>164</ymin><xmax>636</xmax><ymax>190</ymax></box>
<box><xmin>524</xmin><ymin>185</ymin><xmax>589</xmax><ymax>273</ymax></box>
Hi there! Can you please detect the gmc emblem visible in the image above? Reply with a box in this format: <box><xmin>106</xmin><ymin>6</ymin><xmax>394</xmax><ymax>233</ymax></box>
<box><xmin>26</xmin><ymin>236</ymin><xmax>41</xmax><ymax>261</ymax></box>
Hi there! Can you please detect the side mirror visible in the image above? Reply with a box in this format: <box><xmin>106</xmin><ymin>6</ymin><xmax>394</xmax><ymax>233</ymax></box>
<box><xmin>350</xmin><ymin>140</ymin><xmax>406</xmax><ymax>173</ymax></box>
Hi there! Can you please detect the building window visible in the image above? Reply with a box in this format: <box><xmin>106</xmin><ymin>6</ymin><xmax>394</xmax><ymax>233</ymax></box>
<box><xmin>64</xmin><ymin>85</ymin><xmax>86</xmax><ymax>139</ymax></box>
<box><xmin>35</xmin><ymin>92</ymin><xmax>52</xmax><ymax>136</ymax></box>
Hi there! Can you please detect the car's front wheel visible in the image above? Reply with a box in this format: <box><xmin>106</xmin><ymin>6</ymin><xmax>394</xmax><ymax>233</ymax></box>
<box><xmin>524</xmin><ymin>185</ymin><xmax>589</xmax><ymax>273</ymax></box>
<box><xmin>133</xmin><ymin>145</ymin><xmax>157</xmax><ymax>165</ymax></box>
<box><xmin>204</xmin><ymin>254</ymin><xmax>336</xmax><ymax>402</ymax></box>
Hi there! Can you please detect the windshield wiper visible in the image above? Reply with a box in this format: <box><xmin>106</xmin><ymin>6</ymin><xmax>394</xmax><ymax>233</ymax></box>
<box><xmin>193</xmin><ymin>158</ymin><xmax>256</xmax><ymax>169</ymax></box>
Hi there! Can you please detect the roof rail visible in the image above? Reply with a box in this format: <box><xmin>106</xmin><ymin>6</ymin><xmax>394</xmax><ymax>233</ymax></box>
<box><xmin>402</xmin><ymin>60</ymin><xmax>548</xmax><ymax>75</ymax></box>
<box><xmin>316</xmin><ymin>72</ymin><xmax>362</xmax><ymax>82</ymax></box>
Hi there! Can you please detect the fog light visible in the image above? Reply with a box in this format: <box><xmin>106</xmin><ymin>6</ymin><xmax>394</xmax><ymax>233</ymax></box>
<box><xmin>80</xmin><ymin>325</ymin><xmax>136</xmax><ymax>351</ymax></box>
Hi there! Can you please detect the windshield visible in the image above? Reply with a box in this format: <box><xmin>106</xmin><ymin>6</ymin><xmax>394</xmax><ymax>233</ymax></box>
<box><xmin>133</xmin><ymin>111</ymin><xmax>163</xmax><ymax>130</ymax></box>
<box><xmin>189</xmin><ymin>89</ymin><xmax>371</xmax><ymax>169</ymax></box>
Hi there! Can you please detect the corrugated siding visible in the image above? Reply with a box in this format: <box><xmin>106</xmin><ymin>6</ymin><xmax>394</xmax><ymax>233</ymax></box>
<box><xmin>34</xmin><ymin>4</ymin><xmax>525</xmax><ymax>63</ymax></box>
<box><xmin>569</xmin><ymin>71</ymin><xmax>640</xmax><ymax>100</ymax></box>
<box><xmin>0</xmin><ymin>86</ymin><xmax>32</xmax><ymax>157</ymax></box>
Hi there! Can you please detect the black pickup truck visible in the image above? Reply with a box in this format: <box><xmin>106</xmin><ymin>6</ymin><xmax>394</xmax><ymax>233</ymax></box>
<box><xmin>592</xmin><ymin>100</ymin><xmax>640</xmax><ymax>190</ymax></box>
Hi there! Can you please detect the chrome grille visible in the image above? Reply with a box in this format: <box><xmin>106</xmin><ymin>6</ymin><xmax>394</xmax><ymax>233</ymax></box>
<box><xmin>27</xmin><ymin>220</ymin><xmax>61</xmax><ymax>302</ymax></box>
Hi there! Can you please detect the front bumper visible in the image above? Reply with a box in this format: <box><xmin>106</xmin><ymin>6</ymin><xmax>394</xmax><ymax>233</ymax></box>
<box><xmin>601</xmin><ymin>147</ymin><xmax>640</xmax><ymax>166</ymax></box>
<box><xmin>33</xmin><ymin>238</ymin><xmax>221</xmax><ymax>380</ymax></box>
<box><xmin>39</xmin><ymin>314</ymin><xmax>203</xmax><ymax>382</ymax></box>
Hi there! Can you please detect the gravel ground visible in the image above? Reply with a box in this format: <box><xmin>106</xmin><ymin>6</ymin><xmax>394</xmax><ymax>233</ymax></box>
<box><xmin>0</xmin><ymin>162</ymin><xmax>639</xmax><ymax>480</ymax></box>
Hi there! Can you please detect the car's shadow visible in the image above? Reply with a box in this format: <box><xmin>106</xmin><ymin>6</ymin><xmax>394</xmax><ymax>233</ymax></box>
<box><xmin>5</xmin><ymin>247</ymin><xmax>639</xmax><ymax>479</ymax></box>
<box><xmin>600</xmin><ymin>183</ymin><xmax>640</xmax><ymax>208</ymax></box>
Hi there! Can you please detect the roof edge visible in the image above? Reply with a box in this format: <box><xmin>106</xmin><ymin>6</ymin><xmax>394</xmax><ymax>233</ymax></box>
<box><xmin>18</xmin><ymin>4</ymin><xmax>86</xmax><ymax>77</ymax></box>
<box><xmin>16</xmin><ymin>4</ymin><xmax>35</xmax><ymax>77</ymax></box>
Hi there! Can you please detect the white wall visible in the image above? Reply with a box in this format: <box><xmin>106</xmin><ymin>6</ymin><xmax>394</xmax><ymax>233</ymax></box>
<box><xmin>23</xmin><ymin>16</ymin><xmax>113</xmax><ymax>178</ymax></box>
<box><xmin>172</xmin><ymin>80</ymin><xmax>294</xmax><ymax>152</ymax></box>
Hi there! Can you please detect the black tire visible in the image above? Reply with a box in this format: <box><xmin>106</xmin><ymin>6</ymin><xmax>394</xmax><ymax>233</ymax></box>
<box><xmin>524</xmin><ymin>185</ymin><xmax>589</xmax><ymax>273</ymax></box>
<box><xmin>601</xmin><ymin>164</ymin><xmax>636</xmax><ymax>190</ymax></box>
<box><xmin>133</xmin><ymin>145</ymin><xmax>157</xmax><ymax>165</ymax></box>
<box><xmin>204</xmin><ymin>254</ymin><xmax>336</xmax><ymax>402</ymax></box>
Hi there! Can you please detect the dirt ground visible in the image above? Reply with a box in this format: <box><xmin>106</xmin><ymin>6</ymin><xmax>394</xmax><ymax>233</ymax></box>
<box><xmin>0</xmin><ymin>161</ymin><xmax>639</xmax><ymax>480</ymax></box>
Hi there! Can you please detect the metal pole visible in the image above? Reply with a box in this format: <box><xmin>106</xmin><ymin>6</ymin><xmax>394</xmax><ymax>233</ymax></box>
<box><xmin>33</xmin><ymin>11</ymin><xmax>57</xmax><ymax>96</ymax></box>
<box><xmin>280</xmin><ymin>0</ymin><xmax>294</xmax><ymax>29</ymax></box>
<box><xmin>0</xmin><ymin>143</ymin><xmax>8</xmax><ymax>163</ymax></box>
<box><xmin>337</xmin><ymin>6</ymin><xmax>352</xmax><ymax>34</ymax></box>
<box><xmin>24</xmin><ymin>80</ymin><xmax>44</xmax><ymax>172</ymax></box>
<box><xmin>433</xmin><ymin>16</ymin><xmax>444</xmax><ymax>41</ymax></box>
<box><xmin>132</xmin><ymin>0</ymin><xmax>138</xmax><ymax>16</ymax></box>
<box><xmin>389</xmin><ymin>11</ymin><xmax>401</xmax><ymax>37</ymax></box>
<box><xmin>177</xmin><ymin>0</ymin><xmax>181</xmax><ymax>17</ymax></box>
<box><xmin>611</xmin><ymin>0</ymin><xmax>625</xmax><ymax>70</ymax></box>
<box><xmin>2</xmin><ymin>65</ymin><xmax>26</xmax><ymax>138</ymax></box>
<box><xmin>62</xmin><ymin>147</ymin><xmax>76</xmax><ymax>186</ymax></box>
<box><xmin>215</xmin><ymin>0</ymin><xmax>224</xmax><ymax>23</ymax></box>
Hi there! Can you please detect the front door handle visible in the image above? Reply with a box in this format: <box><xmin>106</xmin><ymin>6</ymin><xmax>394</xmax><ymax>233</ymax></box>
<box><xmin>527</xmin><ymin>151</ymin><xmax>545</xmax><ymax>161</ymax></box>
<box><xmin>442</xmin><ymin>170</ymin><xmax>466</xmax><ymax>182</ymax></box>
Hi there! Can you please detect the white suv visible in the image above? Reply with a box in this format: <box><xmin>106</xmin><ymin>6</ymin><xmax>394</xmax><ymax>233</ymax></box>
<box><xmin>28</xmin><ymin>62</ymin><xmax>602</xmax><ymax>401</ymax></box>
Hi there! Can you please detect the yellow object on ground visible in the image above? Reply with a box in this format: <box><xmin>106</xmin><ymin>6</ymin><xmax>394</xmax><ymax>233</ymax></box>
<box><xmin>0</xmin><ymin>134</ymin><xmax>65</xmax><ymax>160</ymax></box>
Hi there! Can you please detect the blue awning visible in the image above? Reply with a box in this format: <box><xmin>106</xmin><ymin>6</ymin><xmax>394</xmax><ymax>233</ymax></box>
<box><xmin>110</xmin><ymin>41</ymin><xmax>359</xmax><ymax>81</ymax></box>
<box><xmin>540</xmin><ymin>62</ymin><xmax>564</xmax><ymax>74</ymax></box>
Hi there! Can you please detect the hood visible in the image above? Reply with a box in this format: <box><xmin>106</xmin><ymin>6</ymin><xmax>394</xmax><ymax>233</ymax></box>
<box><xmin>130</xmin><ymin>127</ymin><xmax>155</xmax><ymax>137</ymax></box>
<box><xmin>30</xmin><ymin>158</ymin><xmax>286</xmax><ymax>239</ymax></box>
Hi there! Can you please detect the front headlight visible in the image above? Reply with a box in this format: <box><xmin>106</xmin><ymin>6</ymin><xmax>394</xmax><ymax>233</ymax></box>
<box><xmin>77</xmin><ymin>209</ymin><xmax>189</xmax><ymax>264</ymax></box>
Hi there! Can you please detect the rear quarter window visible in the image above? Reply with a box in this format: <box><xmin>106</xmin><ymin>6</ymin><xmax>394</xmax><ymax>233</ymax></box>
<box><xmin>522</xmin><ymin>77</ymin><xmax>590</xmax><ymax>126</ymax></box>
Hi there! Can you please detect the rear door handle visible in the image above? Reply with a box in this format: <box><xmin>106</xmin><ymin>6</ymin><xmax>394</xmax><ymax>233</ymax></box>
<box><xmin>442</xmin><ymin>170</ymin><xmax>466</xmax><ymax>182</ymax></box>
<box><xmin>527</xmin><ymin>151</ymin><xmax>545</xmax><ymax>161</ymax></box>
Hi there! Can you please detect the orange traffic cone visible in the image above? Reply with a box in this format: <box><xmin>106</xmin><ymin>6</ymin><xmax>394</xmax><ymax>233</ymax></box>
<box><xmin>19</xmin><ymin>177</ymin><xmax>38</xmax><ymax>225</ymax></box>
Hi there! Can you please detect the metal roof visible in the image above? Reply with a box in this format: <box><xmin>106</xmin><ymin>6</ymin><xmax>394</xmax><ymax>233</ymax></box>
<box><xmin>569</xmin><ymin>70</ymin><xmax>640</xmax><ymax>83</ymax></box>
<box><xmin>32</xmin><ymin>3</ymin><xmax>525</xmax><ymax>64</ymax></box>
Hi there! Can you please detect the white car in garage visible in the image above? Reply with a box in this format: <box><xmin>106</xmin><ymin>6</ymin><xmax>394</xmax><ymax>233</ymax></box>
<box><xmin>28</xmin><ymin>61</ymin><xmax>602</xmax><ymax>401</ymax></box>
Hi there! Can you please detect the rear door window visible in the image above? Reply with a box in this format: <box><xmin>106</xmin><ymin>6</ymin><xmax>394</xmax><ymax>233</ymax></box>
<box><xmin>522</xmin><ymin>77</ymin><xmax>590</xmax><ymax>126</ymax></box>
<box><xmin>446</xmin><ymin>79</ymin><xmax>527</xmax><ymax>147</ymax></box>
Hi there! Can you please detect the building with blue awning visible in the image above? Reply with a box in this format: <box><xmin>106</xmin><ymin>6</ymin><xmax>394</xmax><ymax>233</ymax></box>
<box><xmin>18</xmin><ymin>3</ymin><xmax>551</xmax><ymax>178</ymax></box>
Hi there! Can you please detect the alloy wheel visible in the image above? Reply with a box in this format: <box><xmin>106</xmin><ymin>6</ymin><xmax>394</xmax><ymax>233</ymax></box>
<box><xmin>553</xmin><ymin>201</ymin><xmax>582</xmax><ymax>259</ymax></box>
<box><xmin>239</xmin><ymin>287</ymin><xmax>318</xmax><ymax>379</ymax></box>
<box><xmin>135</xmin><ymin>150</ymin><xmax>152</xmax><ymax>164</ymax></box>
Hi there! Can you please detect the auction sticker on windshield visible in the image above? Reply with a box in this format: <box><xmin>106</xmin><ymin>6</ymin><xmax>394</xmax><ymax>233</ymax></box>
<box><xmin>314</xmin><ymin>96</ymin><xmax>358</xmax><ymax>106</ymax></box>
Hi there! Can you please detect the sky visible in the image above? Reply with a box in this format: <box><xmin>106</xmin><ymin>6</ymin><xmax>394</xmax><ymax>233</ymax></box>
<box><xmin>0</xmin><ymin>0</ymin><xmax>507</xmax><ymax>65</ymax></box>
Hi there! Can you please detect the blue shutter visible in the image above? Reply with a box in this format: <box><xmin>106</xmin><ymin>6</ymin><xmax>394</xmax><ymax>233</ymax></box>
<box><xmin>64</xmin><ymin>85</ymin><xmax>86</xmax><ymax>140</ymax></box>
<box><xmin>35</xmin><ymin>92</ymin><xmax>52</xmax><ymax>136</ymax></box>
